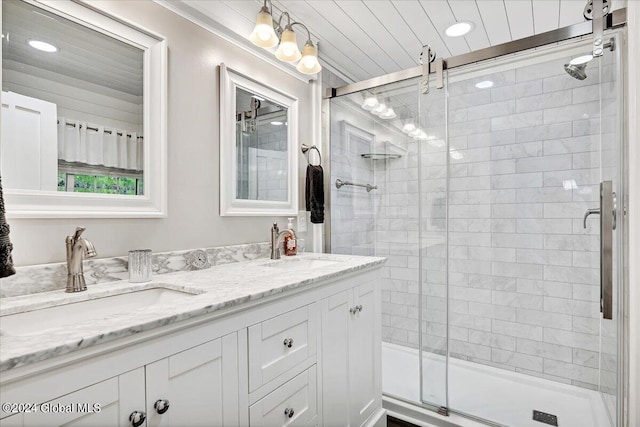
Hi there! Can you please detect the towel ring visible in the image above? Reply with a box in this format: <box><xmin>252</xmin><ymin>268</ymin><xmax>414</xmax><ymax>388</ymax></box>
<box><xmin>301</xmin><ymin>144</ymin><xmax>322</xmax><ymax>166</ymax></box>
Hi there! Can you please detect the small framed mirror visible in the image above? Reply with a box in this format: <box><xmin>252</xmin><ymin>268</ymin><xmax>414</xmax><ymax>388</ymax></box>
<box><xmin>1</xmin><ymin>0</ymin><xmax>167</xmax><ymax>218</ymax></box>
<box><xmin>219</xmin><ymin>64</ymin><xmax>298</xmax><ymax>216</ymax></box>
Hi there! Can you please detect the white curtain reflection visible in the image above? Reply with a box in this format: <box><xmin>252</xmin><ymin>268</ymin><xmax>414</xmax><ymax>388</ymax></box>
<box><xmin>57</xmin><ymin>117</ymin><xmax>142</xmax><ymax>171</ymax></box>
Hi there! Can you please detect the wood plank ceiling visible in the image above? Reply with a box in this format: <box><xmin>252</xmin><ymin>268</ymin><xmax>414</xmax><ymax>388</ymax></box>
<box><xmin>174</xmin><ymin>0</ymin><xmax>626</xmax><ymax>83</ymax></box>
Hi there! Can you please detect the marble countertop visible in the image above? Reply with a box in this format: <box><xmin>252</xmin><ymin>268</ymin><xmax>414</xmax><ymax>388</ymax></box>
<box><xmin>0</xmin><ymin>253</ymin><xmax>385</xmax><ymax>372</ymax></box>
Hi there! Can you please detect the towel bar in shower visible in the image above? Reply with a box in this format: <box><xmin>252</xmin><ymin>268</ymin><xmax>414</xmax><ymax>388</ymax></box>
<box><xmin>335</xmin><ymin>179</ymin><xmax>377</xmax><ymax>192</ymax></box>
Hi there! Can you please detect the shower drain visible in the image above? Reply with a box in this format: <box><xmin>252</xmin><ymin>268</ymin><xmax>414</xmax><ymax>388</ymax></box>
<box><xmin>533</xmin><ymin>410</ymin><xmax>558</xmax><ymax>426</ymax></box>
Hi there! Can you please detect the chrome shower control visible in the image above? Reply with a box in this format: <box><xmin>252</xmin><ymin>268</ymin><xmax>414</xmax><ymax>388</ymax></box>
<box><xmin>284</xmin><ymin>407</ymin><xmax>295</xmax><ymax>418</ymax></box>
<box><xmin>154</xmin><ymin>399</ymin><xmax>170</xmax><ymax>414</ymax></box>
<box><xmin>283</xmin><ymin>338</ymin><xmax>293</xmax><ymax>348</ymax></box>
<box><xmin>129</xmin><ymin>410</ymin><xmax>146</xmax><ymax>427</ymax></box>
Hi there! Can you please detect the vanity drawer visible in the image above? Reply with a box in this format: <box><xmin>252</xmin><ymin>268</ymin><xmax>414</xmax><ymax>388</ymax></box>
<box><xmin>249</xmin><ymin>365</ymin><xmax>317</xmax><ymax>427</ymax></box>
<box><xmin>248</xmin><ymin>304</ymin><xmax>317</xmax><ymax>391</ymax></box>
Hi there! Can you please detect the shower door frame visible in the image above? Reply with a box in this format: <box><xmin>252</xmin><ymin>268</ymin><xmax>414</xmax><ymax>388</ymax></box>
<box><xmin>324</xmin><ymin>8</ymin><xmax>629</xmax><ymax>427</ymax></box>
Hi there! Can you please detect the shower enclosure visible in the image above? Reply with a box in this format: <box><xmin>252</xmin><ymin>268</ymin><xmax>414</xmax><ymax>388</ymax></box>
<box><xmin>325</xmin><ymin>19</ymin><xmax>626</xmax><ymax>427</ymax></box>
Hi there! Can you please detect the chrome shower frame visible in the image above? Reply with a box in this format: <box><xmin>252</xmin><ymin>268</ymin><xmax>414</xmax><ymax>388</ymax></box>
<box><xmin>323</xmin><ymin>7</ymin><xmax>628</xmax><ymax>427</ymax></box>
<box><xmin>324</xmin><ymin>9</ymin><xmax>626</xmax><ymax>99</ymax></box>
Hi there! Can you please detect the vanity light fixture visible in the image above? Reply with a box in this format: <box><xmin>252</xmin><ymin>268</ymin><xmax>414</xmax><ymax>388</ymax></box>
<box><xmin>249</xmin><ymin>3</ymin><xmax>279</xmax><ymax>48</ymax></box>
<box><xmin>445</xmin><ymin>21</ymin><xmax>473</xmax><ymax>37</ymax></box>
<box><xmin>249</xmin><ymin>0</ymin><xmax>322</xmax><ymax>75</ymax></box>
<box><xmin>28</xmin><ymin>39</ymin><xmax>57</xmax><ymax>52</ymax></box>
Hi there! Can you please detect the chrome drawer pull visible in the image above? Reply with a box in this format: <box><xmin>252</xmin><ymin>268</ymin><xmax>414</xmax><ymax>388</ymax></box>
<box><xmin>154</xmin><ymin>399</ymin><xmax>170</xmax><ymax>414</ymax></box>
<box><xmin>284</xmin><ymin>407</ymin><xmax>295</xmax><ymax>418</ymax></box>
<box><xmin>129</xmin><ymin>411</ymin><xmax>146</xmax><ymax>427</ymax></box>
<box><xmin>283</xmin><ymin>338</ymin><xmax>294</xmax><ymax>348</ymax></box>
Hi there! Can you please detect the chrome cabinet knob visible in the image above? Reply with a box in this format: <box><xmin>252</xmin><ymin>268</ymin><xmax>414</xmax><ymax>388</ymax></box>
<box><xmin>154</xmin><ymin>399</ymin><xmax>170</xmax><ymax>414</ymax></box>
<box><xmin>284</xmin><ymin>407</ymin><xmax>295</xmax><ymax>418</ymax></box>
<box><xmin>129</xmin><ymin>410</ymin><xmax>146</xmax><ymax>427</ymax></box>
<box><xmin>350</xmin><ymin>305</ymin><xmax>363</xmax><ymax>314</ymax></box>
<box><xmin>283</xmin><ymin>338</ymin><xmax>294</xmax><ymax>348</ymax></box>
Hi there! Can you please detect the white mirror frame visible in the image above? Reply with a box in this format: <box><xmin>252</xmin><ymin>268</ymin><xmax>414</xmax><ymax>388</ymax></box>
<box><xmin>2</xmin><ymin>0</ymin><xmax>167</xmax><ymax>218</ymax></box>
<box><xmin>219</xmin><ymin>64</ymin><xmax>298</xmax><ymax>216</ymax></box>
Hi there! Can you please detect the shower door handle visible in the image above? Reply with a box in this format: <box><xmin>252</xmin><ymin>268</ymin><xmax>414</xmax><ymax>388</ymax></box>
<box><xmin>600</xmin><ymin>181</ymin><xmax>615</xmax><ymax>320</ymax></box>
<box><xmin>583</xmin><ymin>181</ymin><xmax>615</xmax><ymax>320</ymax></box>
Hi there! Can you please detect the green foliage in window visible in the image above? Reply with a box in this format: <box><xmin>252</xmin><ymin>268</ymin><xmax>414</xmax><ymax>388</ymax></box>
<box><xmin>74</xmin><ymin>175</ymin><xmax>95</xmax><ymax>193</ymax></box>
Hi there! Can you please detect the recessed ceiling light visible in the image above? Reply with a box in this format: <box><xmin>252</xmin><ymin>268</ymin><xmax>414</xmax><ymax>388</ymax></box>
<box><xmin>445</xmin><ymin>21</ymin><xmax>473</xmax><ymax>37</ymax></box>
<box><xmin>570</xmin><ymin>54</ymin><xmax>594</xmax><ymax>65</ymax></box>
<box><xmin>475</xmin><ymin>80</ymin><xmax>494</xmax><ymax>89</ymax></box>
<box><xmin>28</xmin><ymin>40</ymin><xmax>58</xmax><ymax>52</ymax></box>
<box><xmin>270</xmin><ymin>121</ymin><xmax>283</xmax><ymax>126</ymax></box>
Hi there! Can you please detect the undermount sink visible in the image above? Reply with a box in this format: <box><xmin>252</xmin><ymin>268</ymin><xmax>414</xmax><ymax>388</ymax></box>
<box><xmin>263</xmin><ymin>257</ymin><xmax>341</xmax><ymax>270</ymax></box>
<box><xmin>0</xmin><ymin>287</ymin><xmax>198</xmax><ymax>336</ymax></box>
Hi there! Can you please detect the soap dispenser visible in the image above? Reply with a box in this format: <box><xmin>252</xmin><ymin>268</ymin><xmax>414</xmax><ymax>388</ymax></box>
<box><xmin>284</xmin><ymin>217</ymin><xmax>297</xmax><ymax>256</ymax></box>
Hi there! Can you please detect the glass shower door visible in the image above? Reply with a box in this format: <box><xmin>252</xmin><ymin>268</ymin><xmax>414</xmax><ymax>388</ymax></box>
<box><xmin>418</xmin><ymin>76</ymin><xmax>448</xmax><ymax>409</ymax></box>
<box><xmin>419</xmin><ymin>34</ymin><xmax>624</xmax><ymax>427</ymax></box>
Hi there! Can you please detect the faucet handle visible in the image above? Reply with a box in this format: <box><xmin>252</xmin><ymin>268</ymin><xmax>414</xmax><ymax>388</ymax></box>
<box><xmin>272</xmin><ymin>222</ymin><xmax>279</xmax><ymax>230</ymax></box>
<box><xmin>72</xmin><ymin>226</ymin><xmax>86</xmax><ymax>240</ymax></box>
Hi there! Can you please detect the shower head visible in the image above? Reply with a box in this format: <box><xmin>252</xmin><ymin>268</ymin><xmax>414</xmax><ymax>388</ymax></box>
<box><xmin>564</xmin><ymin>62</ymin><xmax>588</xmax><ymax>80</ymax></box>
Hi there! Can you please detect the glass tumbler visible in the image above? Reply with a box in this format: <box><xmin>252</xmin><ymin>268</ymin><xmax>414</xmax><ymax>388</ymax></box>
<box><xmin>128</xmin><ymin>249</ymin><xmax>152</xmax><ymax>283</ymax></box>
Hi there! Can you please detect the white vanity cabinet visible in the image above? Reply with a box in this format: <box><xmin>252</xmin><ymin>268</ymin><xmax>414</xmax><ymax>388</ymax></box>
<box><xmin>144</xmin><ymin>333</ymin><xmax>241</xmax><ymax>426</ymax></box>
<box><xmin>0</xmin><ymin>332</ymin><xmax>241</xmax><ymax>427</ymax></box>
<box><xmin>321</xmin><ymin>281</ymin><xmax>381</xmax><ymax>427</ymax></box>
<box><xmin>0</xmin><ymin>263</ymin><xmax>384</xmax><ymax>427</ymax></box>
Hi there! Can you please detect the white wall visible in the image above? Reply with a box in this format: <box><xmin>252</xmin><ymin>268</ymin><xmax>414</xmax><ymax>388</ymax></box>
<box><xmin>2</xmin><ymin>0</ymin><xmax>315</xmax><ymax>266</ymax></box>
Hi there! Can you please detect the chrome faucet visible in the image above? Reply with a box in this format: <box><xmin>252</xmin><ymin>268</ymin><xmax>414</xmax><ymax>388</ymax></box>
<box><xmin>270</xmin><ymin>222</ymin><xmax>297</xmax><ymax>260</ymax></box>
<box><xmin>65</xmin><ymin>227</ymin><xmax>97</xmax><ymax>293</ymax></box>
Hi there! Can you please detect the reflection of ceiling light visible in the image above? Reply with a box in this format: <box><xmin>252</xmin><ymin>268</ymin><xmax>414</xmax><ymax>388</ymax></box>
<box><xmin>429</xmin><ymin>139</ymin><xmax>445</xmax><ymax>148</ymax></box>
<box><xmin>570</xmin><ymin>54</ymin><xmax>594</xmax><ymax>65</ymax></box>
<box><xmin>270</xmin><ymin>121</ymin><xmax>283</xmax><ymax>126</ymax></box>
<box><xmin>408</xmin><ymin>128</ymin><xmax>422</xmax><ymax>137</ymax></box>
<box><xmin>449</xmin><ymin>148</ymin><xmax>463</xmax><ymax>160</ymax></box>
<box><xmin>28</xmin><ymin>40</ymin><xmax>57</xmax><ymax>52</ymax></box>
<box><xmin>445</xmin><ymin>21</ymin><xmax>473</xmax><ymax>37</ymax></box>
<box><xmin>402</xmin><ymin>123</ymin><xmax>416</xmax><ymax>133</ymax></box>
<box><xmin>361</xmin><ymin>96</ymin><xmax>379</xmax><ymax>110</ymax></box>
<box><xmin>475</xmin><ymin>80</ymin><xmax>494</xmax><ymax>89</ymax></box>
<box><xmin>371</xmin><ymin>103</ymin><xmax>387</xmax><ymax>115</ymax></box>
<box><xmin>416</xmin><ymin>131</ymin><xmax>429</xmax><ymax>140</ymax></box>
<box><xmin>379</xmin><ymin>107</ymin><xmax>396</xmax><ymax>119</ymax></box>
<box><xmin>563</xmin><ymin>179</ymin><xmax>579</xmax><ymax>190</ymax></box>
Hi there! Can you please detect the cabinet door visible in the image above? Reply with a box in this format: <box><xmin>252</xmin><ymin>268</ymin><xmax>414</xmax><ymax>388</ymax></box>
<box><xmin>145</xmin><ymin>333</ymin><xmax>239</xmax><ymax>427</ymax></box>
<box><xmin>320</xmin><ymin>290</ymin><xmax>351</xmax><ymax>427</ymax></box>
<box><xmin>21</xmin><ymin>368</ymin><xmax>145</xmax><ymax>427</ymax></box>
<box><xmin>349</xmin><ymin>282</ymin><xmax>378</xmax><ymax>427</ymax></box>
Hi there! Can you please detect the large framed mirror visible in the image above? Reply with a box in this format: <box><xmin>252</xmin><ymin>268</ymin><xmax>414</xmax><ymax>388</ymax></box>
<box><xmin>1</xmin><ymin>0</ymin><xmax>167</xmax><ymax>218</ymax></box>
<box><xmin>219</xmin><ymin>64</ymin><xmax>298</xmax><ymax>216</ymax></box>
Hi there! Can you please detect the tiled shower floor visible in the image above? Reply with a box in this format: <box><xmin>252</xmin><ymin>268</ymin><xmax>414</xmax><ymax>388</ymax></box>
<box><xmin>382</xmin><ymin>342</ymin><xmax>612</xmax><ymax>427</ymax></box>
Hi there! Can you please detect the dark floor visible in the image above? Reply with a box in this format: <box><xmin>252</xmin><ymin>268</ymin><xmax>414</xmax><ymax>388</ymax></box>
<box><xmin>387</xmin><ymin>415</ymin><xmax>419</xmax><ymax>427</ymax></box>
